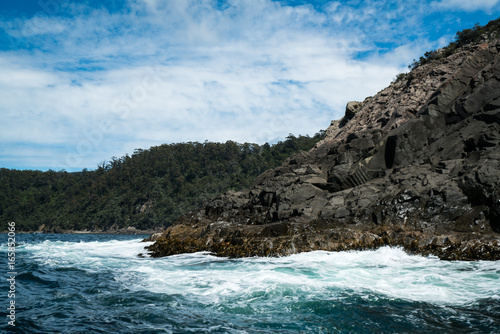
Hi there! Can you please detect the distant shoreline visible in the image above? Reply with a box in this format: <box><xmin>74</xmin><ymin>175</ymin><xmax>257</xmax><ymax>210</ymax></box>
<box><xmin>0</xmin><ymin>229</ymin><xmax>159</xmax><ymax>235</ymax></box>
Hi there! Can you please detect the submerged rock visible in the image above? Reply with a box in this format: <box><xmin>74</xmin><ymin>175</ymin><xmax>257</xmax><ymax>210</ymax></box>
<box><xmin>148</xmin><ymin>26</ymin><xmax>500</xmax><ymax>261</ymax></box>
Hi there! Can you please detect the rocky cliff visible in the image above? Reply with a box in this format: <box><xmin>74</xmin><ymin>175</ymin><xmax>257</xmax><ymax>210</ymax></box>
<box><xmin>147</xmin><ymin>22</ymin><xmax>500</xmax><ymax>260</ymax></box>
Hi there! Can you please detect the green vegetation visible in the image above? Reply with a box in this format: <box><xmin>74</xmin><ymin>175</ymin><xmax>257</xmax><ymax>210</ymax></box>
<box><xmin>409</xmin><ymin>17</ymin><xmax>500</xmax><ymax>70</ymax></box>
<box><xmin>0</xmin><ymin>132</ymin><xmax>325</xmax><ymax>232</ymax></box>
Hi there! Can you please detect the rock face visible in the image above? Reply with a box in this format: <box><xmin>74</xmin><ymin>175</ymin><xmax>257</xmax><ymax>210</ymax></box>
<box><xmin>148</xmin><ymin>33</ymin><xmax>500</xmax><ymax>260</ymax></box>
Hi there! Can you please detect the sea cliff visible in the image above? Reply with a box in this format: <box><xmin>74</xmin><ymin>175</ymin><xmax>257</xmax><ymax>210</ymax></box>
<box><xmin>148</xmin><ymin>21</ymin><xmax>500</xmax><ymax>260</ymax></box>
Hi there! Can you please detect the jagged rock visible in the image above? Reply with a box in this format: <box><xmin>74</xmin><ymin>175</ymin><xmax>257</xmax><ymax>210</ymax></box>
<box><xmin>339</xmin><ymin>101</ymin><xmax>363</xmax><ymax>128</ymax></box>
<box><xmin>148</xmin><ymin>27</ymin><xmax>500</xmax><ymax>261</ymax></box>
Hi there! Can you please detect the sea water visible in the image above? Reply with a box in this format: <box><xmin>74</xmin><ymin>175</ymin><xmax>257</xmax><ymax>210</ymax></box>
<box><xmin>1</xmin><ymin>234</ymin><xmax>499</xmax><ymax>333</ymax></box>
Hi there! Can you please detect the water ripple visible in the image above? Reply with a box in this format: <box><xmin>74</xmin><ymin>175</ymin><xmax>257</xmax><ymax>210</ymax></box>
<box><xmin>1</xmin><ymin>234</ymin><xmax>499</xmax><ymax>333</ymax></box>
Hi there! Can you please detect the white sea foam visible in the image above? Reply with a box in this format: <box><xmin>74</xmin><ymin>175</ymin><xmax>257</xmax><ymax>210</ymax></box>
<box><xmin>22</xmin><ymin>239</ymin><xmax>500</xmax><ymax>306</ymax></box>
<box><xmin>22</xmin><ymin>238</ymin><xmax>153</xmax><ymax>270</ymax></box>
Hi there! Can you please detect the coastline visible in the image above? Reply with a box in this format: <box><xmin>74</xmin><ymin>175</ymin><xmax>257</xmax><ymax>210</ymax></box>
<box><xmin>147</xmin><ymin>29</ymin><xmax>500</xmax><ymax>262</ymax></box>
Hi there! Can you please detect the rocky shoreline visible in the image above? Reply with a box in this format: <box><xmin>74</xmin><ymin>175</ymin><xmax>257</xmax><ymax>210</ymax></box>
<box><xmin>145</xmin><ymin>228</ymin><xmax>500</xmax><ymax>261</ymax></box>
<box><xmin>147</xmin><ymin>25</ymin><xmax>500</xmax><ymax>261</ymax></box>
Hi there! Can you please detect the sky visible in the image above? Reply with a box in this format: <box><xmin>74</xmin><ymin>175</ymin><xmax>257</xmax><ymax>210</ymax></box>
<box><xmin>1</xmin><ymin>0</ymin><xmax>499</xmax><ymax>171</ymax></box>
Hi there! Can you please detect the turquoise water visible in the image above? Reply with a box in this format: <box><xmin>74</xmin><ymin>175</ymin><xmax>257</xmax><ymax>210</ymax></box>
<box><xmin>1</xmin><ymin>234</ymin><xmax>500</xmax><ymax>333</ymax></box>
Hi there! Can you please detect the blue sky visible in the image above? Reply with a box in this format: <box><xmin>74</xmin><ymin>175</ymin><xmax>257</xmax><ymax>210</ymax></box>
<box><xmin>1</xmin><ymin>0</ymin><xmax>499</xmax><ymax>171</ymax></box>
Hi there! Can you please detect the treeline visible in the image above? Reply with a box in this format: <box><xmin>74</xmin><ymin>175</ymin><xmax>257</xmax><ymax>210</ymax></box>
<box><xmin>0</xmin><ymin>133</ymin><xmax>325</xmax><ymax>232</ymax></box>
<box><xmin>409</xmin><ymin>17</ymin><xmax>500</xmax><ymax>70</ymax></box>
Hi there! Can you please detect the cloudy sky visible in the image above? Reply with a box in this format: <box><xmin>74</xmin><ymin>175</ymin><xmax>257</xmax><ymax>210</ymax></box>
<box><xmin>1</xmin><ymin>0</ymin><xmax>499</xmax><ymax>171</ymax></box>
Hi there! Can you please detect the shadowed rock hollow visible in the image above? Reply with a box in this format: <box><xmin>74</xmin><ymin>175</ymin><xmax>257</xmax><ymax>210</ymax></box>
<box><xmin>147</xmin><ymin>21</ymin><xmax>500</xmax><ymax>260</ymax></box>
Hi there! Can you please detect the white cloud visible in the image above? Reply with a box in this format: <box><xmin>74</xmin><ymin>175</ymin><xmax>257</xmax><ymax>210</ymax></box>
<box><xmin>0</xmin><ymin>16</ymin><xmax>68</xmax><ymax>40</ymax></box>
<box><xmin>1</xmin><ymin>0</ymin><xmax>496</xmax><ymax>170</ymax></box>
<box><xmin>432</xmin><ymin>0</ymin><xmax>500</xmax><ymax>12</ymax></box>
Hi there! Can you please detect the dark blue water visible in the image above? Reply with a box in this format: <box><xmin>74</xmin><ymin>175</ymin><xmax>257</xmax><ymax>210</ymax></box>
<box><xmin>1</xmin><ymin>234</ymin><xmax>500</xmax><ymax>333</ymax></box>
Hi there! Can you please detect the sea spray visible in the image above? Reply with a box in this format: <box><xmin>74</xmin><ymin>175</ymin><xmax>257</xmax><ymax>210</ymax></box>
<box><xmin>1</xmin><ymin>234</ymin><xmax>499</xmax><ymax>333</ymax></box>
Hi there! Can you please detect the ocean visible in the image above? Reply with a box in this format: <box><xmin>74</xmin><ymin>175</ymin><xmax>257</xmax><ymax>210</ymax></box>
<box><xmin>1</xmin><ymin>233</ymin><xmax>499</xmax><ymax>333</ymax></box>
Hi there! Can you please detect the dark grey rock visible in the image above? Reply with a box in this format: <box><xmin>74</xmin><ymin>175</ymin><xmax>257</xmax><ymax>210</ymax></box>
<box><xmin>149</xmin><ymin>34</ymin><xmax>500</xmax><ymax>261</ymax></box>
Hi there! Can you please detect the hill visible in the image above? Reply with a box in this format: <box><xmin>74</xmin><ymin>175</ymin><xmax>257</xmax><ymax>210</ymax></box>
<box><xmin>148</xmin><ymin>18</ymin><xmax>500</xmax><ymax>260</ymax></box>
<box><xmin>0</xmin><ymin>133</ymin><xmax>324</xmax><ymax>233</ymax></box>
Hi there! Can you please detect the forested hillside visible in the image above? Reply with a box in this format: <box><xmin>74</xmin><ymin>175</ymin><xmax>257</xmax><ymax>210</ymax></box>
<box><xmin>0</xmin><ymin>133</ymin><xmax>324</xmax><ymax>232</ymax></box>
